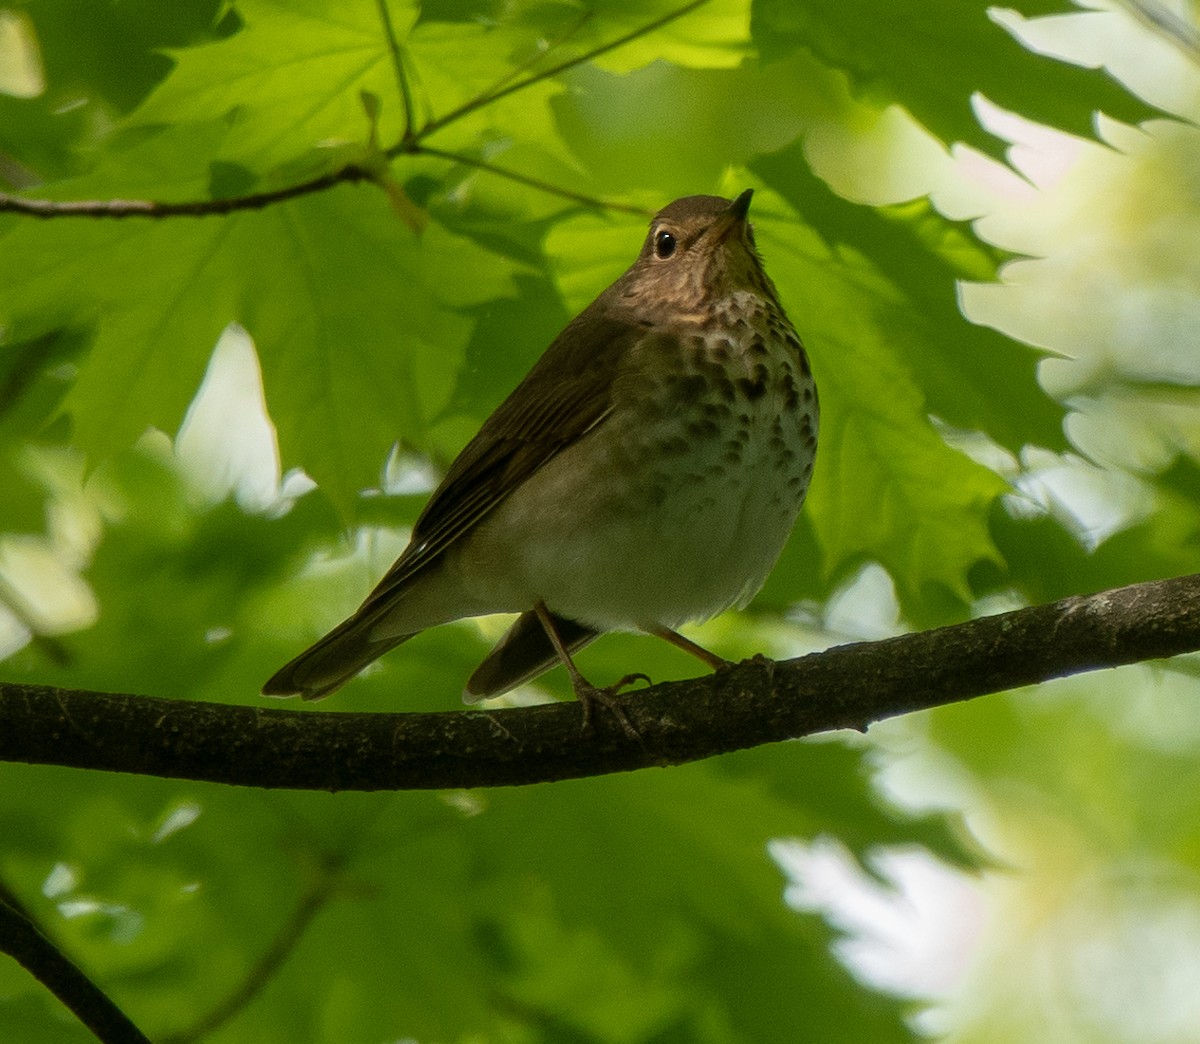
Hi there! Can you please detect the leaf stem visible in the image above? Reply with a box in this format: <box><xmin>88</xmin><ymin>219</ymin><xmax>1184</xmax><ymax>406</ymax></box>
<box><xmin>374</xmin><ymin>0</ymin><xmax>418</xmax><ymax>142</ymax></box>
<box><xmin>470</xmin><ymin>9</ymin><xmax>594</xmax><ymax>106</ymax></box>
<box><xmin>416</xmin><ymin>145</ymin><xmax>652</xmax><ymax>215</ymax></box>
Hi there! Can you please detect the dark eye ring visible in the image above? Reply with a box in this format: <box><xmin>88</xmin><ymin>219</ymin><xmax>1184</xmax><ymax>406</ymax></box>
<box><xmin>654</xmin><ymin>230</ymin><xmax>677</xmax><ymax>259</ymax></box>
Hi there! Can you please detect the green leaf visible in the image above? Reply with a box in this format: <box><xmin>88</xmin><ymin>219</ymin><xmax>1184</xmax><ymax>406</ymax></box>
<box><xmin>0</xmin><ymin>448</ymin><xmax>46</xmax><ymax>535</ymax></box>
<box><xmin>418</xmin><ymin>0</ymin><xmax>753</xmax><ymax>75</ymax></box>
<box><xmin>0</xmin><ymin>993</ymin><xmax>95</xmax><ymax>1044</ymax></box>
<box><xmin>0</xmin><ymin>742</ymin><xmax>939</xmax><ymax>1042</ymax></box>
<box><xmin>567</xmin><ymin>0</ymin><xmax>753</xmax><ymax>73</ymax></box>
<box><xmin>0</xmin><ymin>327</ymin><xmax>89</xmax><ymax>442</ymax></box>
<box><xmin>989</xmin><ymin>482</ymin><xmax>1200</xmax><ymax>607</ymax></box>
<box><xmin>0</xmin><ymin>158</ymin><xmax>515</xmax><ymax>515</ymax></box>
<box><xmin>756</xmin><ymin>196</ymin><xmax>1009</xmax><ymax>610</ymax></box>
<box><xmin>0</xmin><ymin>446</ymin><xmax>373</xmax><ymax>704</ymax></box>
<box><xmin>545</xmin><ymin>53</ymin><xmax>867</xmax><ymax>207</ymax></box>
<box><xmin>0</xmin><ymin>0</ymin><xmax>232</xmax><ymax>183</ymax></box>
<box><xmin>716</xmin><ymin>741</ymin><xmax>975</xmax><ymax>870</ymax></box>
<box><xmin>927</xmin><ymin>665</ymin><xmax>1200</xmax><ymax>865</ymax></box>
<box><xmin>750</xmin><ymin>148</ymin><xmax>1067</xmax><ymax>454</ymax></box>
<box><xmin>126</xmin><ymin>0</ymin><xmax>413</xmax><ymax>175</ymax></box>
<box><xmin>751</xmin><ymin>0</ymin><xmax>1165</xmax><ymax>160</ymax></box>
<box><xmin>464</xmin><ymin>764</ymin><xmax>920</xmax><ymax>1042</ymax></box>
<box><xmin>115</xmin><ymin>0</ymin><xmax>752</xmax><ymax>187</ymax></box>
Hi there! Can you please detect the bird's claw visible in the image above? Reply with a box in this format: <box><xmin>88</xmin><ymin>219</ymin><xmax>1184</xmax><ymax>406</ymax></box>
<box><xmin>574</xmin><ymin>673</ymin><xmax>651</xmax><ymax>739</ymax></box>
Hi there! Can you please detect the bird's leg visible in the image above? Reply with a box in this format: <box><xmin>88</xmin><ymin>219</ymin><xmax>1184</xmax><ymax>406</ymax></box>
<box><xmin>648</xmin><ymin>626</ymin><xmax>731</xmax><ymax>672</ymax></box>
<box><xmin>533</xmin><ymin>602</ymin><xmax>647</xmax><ymax>737</ymax></box>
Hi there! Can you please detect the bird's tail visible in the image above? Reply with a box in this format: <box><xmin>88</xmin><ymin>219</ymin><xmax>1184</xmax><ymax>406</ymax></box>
<box><xmin>262</xmin><ymin>607</ymin><xmax>416</xmax><ymax>701</ymax></box>
<box><xmin>464</xmin><ymin>609</ymin><xmax>598</xmax><ymax>702</ymax></box>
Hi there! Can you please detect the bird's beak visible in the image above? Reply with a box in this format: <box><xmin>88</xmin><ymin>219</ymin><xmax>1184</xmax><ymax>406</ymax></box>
<box><xmin>713</xmin><ymin>189</ymin><xmax>754</xmax><ymax>243</ymax></box>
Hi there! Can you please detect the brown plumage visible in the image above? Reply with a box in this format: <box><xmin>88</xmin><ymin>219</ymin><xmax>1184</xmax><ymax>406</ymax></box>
<box><xmin>263</xmin><ymin>191</ymin><xmax>818</xmax><ymax>718</ymax></box>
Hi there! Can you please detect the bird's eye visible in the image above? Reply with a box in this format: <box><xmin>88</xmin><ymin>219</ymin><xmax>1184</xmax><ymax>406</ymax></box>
<box><xmin>654</xmin><ymin>230</ymin><xmax>677</xmax><ymax>259</ymax></box>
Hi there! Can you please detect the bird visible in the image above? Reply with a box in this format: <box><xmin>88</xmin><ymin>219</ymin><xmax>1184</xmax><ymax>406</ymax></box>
<box><xmin>263</xmin><ymin>190</ymin><xmax>818</xmax><ymax>726</ymax></box>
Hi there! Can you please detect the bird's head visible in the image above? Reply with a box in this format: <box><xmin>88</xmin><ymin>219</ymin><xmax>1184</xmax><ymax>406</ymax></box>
<box><xmin>621</xmin><ymin>190</ymin><xmax>768</xmax><ymax>312</ymax></box>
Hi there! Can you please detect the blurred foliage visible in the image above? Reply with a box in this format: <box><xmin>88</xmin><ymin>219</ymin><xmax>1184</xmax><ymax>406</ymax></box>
<box><xmin>0</xmin><ymin>0</ymin><xmax>1198</xmax><ymax>1041</ymax></box>
<box><xmin>750</xmin><ymin>0</ymin><xmax>1155</xmax><ymax>161</ymax></box>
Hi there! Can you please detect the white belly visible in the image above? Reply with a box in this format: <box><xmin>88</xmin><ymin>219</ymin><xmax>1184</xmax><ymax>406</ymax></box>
<box><xmin>450</xmin><ymin>349</ymin><xmax>817</xmax><ymax>631</ymax></box>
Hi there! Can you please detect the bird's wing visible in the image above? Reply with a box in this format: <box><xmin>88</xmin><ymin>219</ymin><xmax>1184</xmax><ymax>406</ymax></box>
<box><xmin>356</xmin><ymin>307</ymin><xmax>644</xmax><ymax>614</ymax></box>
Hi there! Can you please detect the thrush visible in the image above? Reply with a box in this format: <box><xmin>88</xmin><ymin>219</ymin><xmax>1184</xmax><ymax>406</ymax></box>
<box><xmin>263</xmin><ymin>190</ymin><xmax>819</xmax><ymax>723</ymax></box>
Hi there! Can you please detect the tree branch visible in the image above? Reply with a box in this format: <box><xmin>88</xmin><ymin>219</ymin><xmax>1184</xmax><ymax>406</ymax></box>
<box><xmin>0</xmin><ymin>145</ymin><xmax>647</xmax><ymax>220</ymax></box>
<box><xmin>0</xmin><ymin>0</ymin><xmax>715</xmax><ymax>222</ymax></box>
<box><xmin>0</xmin><ymin>165</ymin><xmax>375</xmax><ymax>219</ymax></box>
<box><xmin>1</xmin><ymin>574</ymin><xmax>1198</xmax><ymax>791</ymax></box>
<box><xmin>0</xmin><ymin>894</ymin><xmax>151</xmax><ymax>1044</ymax></box>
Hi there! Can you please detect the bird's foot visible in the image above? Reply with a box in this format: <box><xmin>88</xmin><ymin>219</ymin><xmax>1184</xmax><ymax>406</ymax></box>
<box><xmin>574</xmin><ymin>673</ymin><xmax>651</xmax><ymax>738</ymax></box>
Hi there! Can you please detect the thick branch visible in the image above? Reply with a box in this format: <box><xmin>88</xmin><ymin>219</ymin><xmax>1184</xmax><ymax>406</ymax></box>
<box><xmin>1</xmin><ymin>574</ymin><xmax>1198</xmax><ymax>791</ymax></box>
<box><xmin>0</xmin><ymin>896</ymin><xmax>151</xmax><ymax>1044</ymax></box>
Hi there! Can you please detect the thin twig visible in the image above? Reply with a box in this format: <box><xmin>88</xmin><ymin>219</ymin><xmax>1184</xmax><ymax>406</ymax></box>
<box><xmin>471</xmin><ymin>9</ymin><xmax>595</xmax><ymax>103</ymax></box>
<box><xmin>417</xmin><ymin>145</ymin><xmax>652</xmax><ymax>214</ymax></box>
<box><xmin>161</xmin><ymin>862</ymin><xmax>343</xmax><ymax>1043</ymax></box>
<box><xmin>374</xmin><ymin>0</ymin><xmax>418</xmax><ymax>142</ymax></box>
<box><xmin>0</xmin><ymin>894</ymin><xmax>152</xmax><ymax>1044</ymax></box>
<box><xmin>416</xmin><ymin>0</ymin><xmax>715</xmax><ymax>139</ymax></box>
<box><xmin>0</xmin><ymin>0</ymin><xmax>710</xmax><ymax>221</ymax></box>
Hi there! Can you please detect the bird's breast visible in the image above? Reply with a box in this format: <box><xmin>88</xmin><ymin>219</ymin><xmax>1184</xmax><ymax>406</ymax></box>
<box><xmin>618</xmin><ymin>294</ymin><xmax>815</xmax><ymax>481</ymax></box>
<box><xmin>452</xmin><ymin>294</ymin><xmax>818</xmax><ymax>631</ymax></box>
